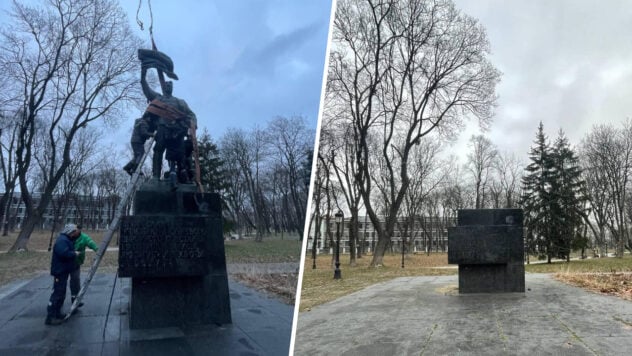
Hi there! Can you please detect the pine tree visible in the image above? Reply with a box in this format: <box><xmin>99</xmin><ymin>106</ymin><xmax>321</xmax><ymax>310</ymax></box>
<box><xmin>549</xmin><ymin>130</ymin><xmax>587</xmax><ymax>261</ymax></box>
<box><xmin>521</xmin><ymin>122</ymin><xmax>554</xmax><ymax>261</ymax></box>
<box><xmin>197</xmin><ymin>129</ymin><xmax>228</xmax><ymax>193</ymax></box>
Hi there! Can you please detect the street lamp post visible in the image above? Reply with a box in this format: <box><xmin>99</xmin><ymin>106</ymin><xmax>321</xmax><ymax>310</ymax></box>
<box><xmin>334</xmin><ymin>210</ymin><xmax>343</xmax><ymax>279</ymax></box>
<box><xmin>401</xmin><ymin>236</ymin><xmax>405</xmax><ymax>268</ymax></box>
<box><xmin>312</xmin><ymin>231</ymin><xmax>318</xmax><ymax>269</ymax></box>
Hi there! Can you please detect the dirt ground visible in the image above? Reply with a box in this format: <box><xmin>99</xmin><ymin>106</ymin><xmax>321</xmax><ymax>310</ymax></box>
<box><xmin>555</xmin><ymin>272</ymin><xmax>632</xmax><ymax>302</ymax></box>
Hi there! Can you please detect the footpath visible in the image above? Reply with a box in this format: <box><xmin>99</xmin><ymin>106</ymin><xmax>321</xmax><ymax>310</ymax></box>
<box><xmin>295</xmin><ymin>274</ymin><xmax>632</xmax><ymax>355</ymax></box>
<box><xmin>0</xmin><ymin>273</ymin><xmax>293</xmax><ymax>355</ymax></box>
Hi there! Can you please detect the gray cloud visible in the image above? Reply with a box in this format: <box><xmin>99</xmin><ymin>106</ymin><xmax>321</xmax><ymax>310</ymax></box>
<box><xmin>0</xmin><ymin>0</ymin><xmax>332</xmax><ymax>142</ymax></box>
<box><xmin>454</xmin><ymin>0</ymin><xmax>632</xmax><ymax>160</ymax></box>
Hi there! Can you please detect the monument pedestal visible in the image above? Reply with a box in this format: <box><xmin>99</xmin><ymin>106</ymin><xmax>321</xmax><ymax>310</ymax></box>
<box><xmin>448</xmin><ymin>209</ymin><xmax>525</xmax><ymax>293</ymax></box>
<box><xmin>119</xmin><ymin>180</ymin><xmax>231</xmax><ymax>329</ymax></box>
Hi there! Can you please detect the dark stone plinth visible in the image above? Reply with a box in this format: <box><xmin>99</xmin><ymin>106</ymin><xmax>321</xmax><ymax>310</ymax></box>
<box><xmin>119</xmin><ymin>216</ymin><xmax>212</xmax><ymax>277</ymax></box>
<box><xmin>457</xmin><ymin>208</ymin><xmax>523</xmax><ymax>227</ymax></box>
<box><xmin>457</xmin><ymin>264</ymin><xmax>525</xmax><ymax>293</ymax></box>
<box><xmin>132</xmin><ymin>179</ymin><xmax>222</xmax><ymax>217</ymax></box>
<box><xmin>447</xmin><ymin>226</ymin><xmax>523</xmax><ymax>264</ymax></box>
<box><xmin>119</xmin><ymin>180</ymin><xmax>231</xmax><ymax>329</ymax></box>
<box><xmin>448</xmin><ymin>209</ymin><xmax>525</xmax><ymax>293</ymax></box>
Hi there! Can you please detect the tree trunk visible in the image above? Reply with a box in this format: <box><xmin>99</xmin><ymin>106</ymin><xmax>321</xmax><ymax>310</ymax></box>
<box><xmin>370</xmin><ymin>236</ymin><xmax>391</xmax><ymax>266</ymax></box>
<box><xmin>10</xmin><ymin>215</ymin><xmax>41</xmax><ymax>251</ymax></box>
<box><xmin>348</xmin><ymin>209</ymin><xmax>358</xmax><ymax>266</ymax></box>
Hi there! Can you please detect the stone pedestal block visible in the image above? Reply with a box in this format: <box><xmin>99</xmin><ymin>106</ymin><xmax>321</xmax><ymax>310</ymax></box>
<box><xmin>119</xmin><ymin>180</ymin><xmax>231</xmax><ymax>329</ymax></box>
<box><xmin>447</xmin><ymin>209</ymin><xmax>525</xmax><ymax>293</ymax></box>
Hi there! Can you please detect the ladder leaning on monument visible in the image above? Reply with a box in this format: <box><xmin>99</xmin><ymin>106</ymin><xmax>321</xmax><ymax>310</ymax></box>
<box><xmin>64</xmin><ymin>137</ymin><xmax>155</xmax><ymax>321</ymax></box>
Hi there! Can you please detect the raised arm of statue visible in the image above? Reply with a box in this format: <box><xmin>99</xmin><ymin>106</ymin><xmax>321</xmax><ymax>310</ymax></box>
<box><xmin>140</xmin><ymin>67</ymin><xmax>159</xmax><ymax>102</ymax></box>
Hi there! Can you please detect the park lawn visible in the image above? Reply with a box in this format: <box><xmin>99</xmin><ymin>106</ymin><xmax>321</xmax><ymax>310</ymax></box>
<box><xmin>525</xmin><ymin>256</ymin><xmax>632</xmax><ymax>302</ymax></box>
<box><xmin>299</xmin><ymin>253</ymin><xmax>456</xmax><ymax>312</ymax></box>
<box><xmin>225</xmin><ymin>237</ymin><xmax>302</xmax><ymax>304</ymax></box>
<box><xmin>224</xmin><ymin>238</ymin><xmax>303</xmax><ymax>263</ymax></box>
<box><xmin>555</xmin><ymin>272</ymin><xmax>632</xmax><ymax>302</ymax></box>
<box><xmin>524</xmin><ymin>255</ymin><xmax>632</xmax><ymax>273</ymax></box>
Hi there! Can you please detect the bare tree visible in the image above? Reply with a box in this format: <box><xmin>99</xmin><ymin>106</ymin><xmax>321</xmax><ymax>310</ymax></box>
<box><xmin>466</xmin><ymin>134</ymin><xmax>498</xmax><ymax>209</ymax></box>
<box><xmin>266</xmin><ymin>116</ymin><xmax>313</xmax><ymax>239</ymax></box>
<box><xmin>327</xmin><ymin>0</ymin><xmax>500</xmax><ymax>266</ymax></box>
<box><xmin>400</xmin><ymin>137</ymin><xmax>445</xmax><ymax>253</ymax></box>
<box><xmin>328</xmin><ymin>123</ymin><xmax>364</xmax><ymax>265</ymax></box>
<box><xmin>220</xmin><ymin>128</ymin><xmax>270</xmax><ymax>241</ymax></box>
<box><xmin>580</xmin><ymin>122</ymin><xmax>632</xmax><ymax>257</ymax></box>
<box><xmin>44</xmin><ymin>128</ymin><xmax>100</xmax><ymax>240</ymax></box>
<box><xmin>494</xmin><ymin>151</ymin><xmax>523</xmax><ymax>208</ymax></box>
<box><xmin>1</xmin><ymin>0</ymin><xmax>143</xmax><ymax>251</ymax></box>
<box><xmin>0</xmin><ymin>110</ymin><xmax>20</xmax><ymax>235</ymax></box>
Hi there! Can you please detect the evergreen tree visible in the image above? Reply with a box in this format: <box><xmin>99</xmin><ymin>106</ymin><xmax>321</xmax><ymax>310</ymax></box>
<box><xmin>549</xmin><ymin>130</ymin><xmax>587</xmax><ymax>261</ymax></box>
<box><xmin>197</xmin><ymin>129</ymin><xmax>228</xmax><ymax>193</ymax></box>
<box><xmin>522</xmin><ymin>123</ymin><xmax>588</xmax><ymax>263</ymax></box>
<box><xmin>521</xmin><ymin>122</ymin><xmax>554</xmax><ymax>261</ymax></box>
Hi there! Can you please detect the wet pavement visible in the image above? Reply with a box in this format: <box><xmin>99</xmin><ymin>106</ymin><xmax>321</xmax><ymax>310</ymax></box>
<box><xmin>294</xmin><ymin>274</ymin><xmax>632</xmax><ymax>356</ymax></box>
<box><xmin>0</xmin><ymin>273</ymin><xmax>293</xmax><ymax>355</ymax></box>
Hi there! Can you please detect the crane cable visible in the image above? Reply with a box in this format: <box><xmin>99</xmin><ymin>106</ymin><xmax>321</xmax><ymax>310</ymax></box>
<box><xmin>135</xmin><ymin>0</ymin><xmax>204</xmax><ymax>194</ymax></box>
<box><xmin>135</xmin><ymin>0</ymin><xmax>154</xmax><ymax>43</ymax></box>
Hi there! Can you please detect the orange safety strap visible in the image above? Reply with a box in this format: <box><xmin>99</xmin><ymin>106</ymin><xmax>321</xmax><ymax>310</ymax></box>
<box><xmin>146</xmin><ymin>99</ymin><xmax>186</xmax><ymax>121</ymax></box>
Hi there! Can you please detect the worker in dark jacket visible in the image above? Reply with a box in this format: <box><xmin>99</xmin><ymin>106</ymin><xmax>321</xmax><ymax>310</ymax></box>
<box><xmin>123</xmin><ymin>113</ymin><xmax>158</xmax><ymax>176</ymax></box>
<box><xmin>69</xmin><ymin>224</ymin><xmax>98</xmax><ymax>308</ymax></box>
<box><xmin>45</xmin><ymin>224</ymin><xmax>80</xmax><ymax>326</ymax></box>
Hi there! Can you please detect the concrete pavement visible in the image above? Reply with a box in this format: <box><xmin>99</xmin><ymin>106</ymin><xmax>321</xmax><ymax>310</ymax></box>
<box><xmin>294</xmin><ymin>274</ymin><xmax>632</xmax><ymax>355</ymax></box>
<box><xmin>0</xmin><ymin>273</ymin><xmax>293</xmax><ymax>355</ymax></box>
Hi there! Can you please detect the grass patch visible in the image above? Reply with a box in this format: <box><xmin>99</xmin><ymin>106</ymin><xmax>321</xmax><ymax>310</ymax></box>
<box><xmin>232</xmin><ymin>272</ymin><xmax>298</xmax><ymax>305</ymax></box>
<box><xmin>525</xmin><ymin>256</ymin><xmax>632</xmax><ymax>273</ymax></box>
<box><xmin>299</xmin><ymin>253</ymin><xmax>455</xmax><ymax>311</ymax></box>
<box><xmin>225</xmin><ymin>237</ymin><xmax>302</xmax><ymax>303</ymax></box>
<box><xmin>554</xmin><ymin>272</ymin><xmax>632</xmax><ymax>302</ymax></box>
<box><xmin>224</xmin><ymin>238</ymin><xmax>302</xmax><ymax>263</ymax></box>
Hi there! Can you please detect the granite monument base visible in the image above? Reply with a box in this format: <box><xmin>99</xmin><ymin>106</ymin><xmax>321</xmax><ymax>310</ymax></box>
<box><xmin>457</xmin><ymin>263</ymin><xmax>525</xmax><ymax>293</ymax></box>
<box><xmin>119</xmin><ymin>180</ymin><xmax>231</xmax><ymax>329</ymax></box>
<box><xmin>448</xmin><ymin>209</ymin><xmax>525</xmax><ymax>293</ymax></box>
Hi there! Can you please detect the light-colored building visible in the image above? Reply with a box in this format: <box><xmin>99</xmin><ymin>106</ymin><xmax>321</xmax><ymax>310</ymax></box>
<box><xmin>1</xmin><ymin>192</ymin><xmax>121</xmax><ymax>231</ymax></box>
<box><xmin>307</xmin><ymin>215</ymin><xmax>456</xmax><ymax>254</ymax></box>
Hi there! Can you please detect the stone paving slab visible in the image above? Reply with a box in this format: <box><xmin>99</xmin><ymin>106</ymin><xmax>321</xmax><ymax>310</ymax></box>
<box><xmin>0</xmin><ymin>273</ymin><xmax>293</xmax><ymax>356</ymax></box>
<box><xmin>295</xmin><ymin>274</ymin><xmax>632</xmax><ymax>355</ymax></box>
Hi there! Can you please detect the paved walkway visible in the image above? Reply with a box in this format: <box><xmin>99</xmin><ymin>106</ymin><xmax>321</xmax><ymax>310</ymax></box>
<box><xmin>295</xmin><ymin>274</ymin><xmax>632</xmax><ymax>355</ymax></box>
<box><xmin>0</xmin><ymin>273</ymin><xmax>293</xmax><ymax>355</ymax></box>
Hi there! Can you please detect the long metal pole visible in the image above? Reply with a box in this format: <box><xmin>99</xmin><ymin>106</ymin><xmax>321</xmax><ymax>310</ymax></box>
<box><xmin>65</xmin><ymin>138</ymin><xmax>154</xmax><ymax>320</ymax></box>
<box><xmin>334</xmin><ymin>219</ymin><xmax>341</xmax><ymax>279</ymax></box>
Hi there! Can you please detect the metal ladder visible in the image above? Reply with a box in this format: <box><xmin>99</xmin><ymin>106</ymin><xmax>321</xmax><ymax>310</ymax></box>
<box><xmin>65</xmin><ymin>137</ymin><xmax>155</xmax><ymax>320</ymax></box>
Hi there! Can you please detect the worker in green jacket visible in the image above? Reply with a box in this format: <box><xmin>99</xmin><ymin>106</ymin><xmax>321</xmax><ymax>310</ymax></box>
<box><xmin>69</xmin><ymin>224</ymin><xmax>98</xmax><ymax>308</ymax></box>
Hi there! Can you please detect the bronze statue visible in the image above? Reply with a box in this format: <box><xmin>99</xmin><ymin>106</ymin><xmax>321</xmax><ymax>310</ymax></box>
<box><xmin>123</xmin><ymin>113</ymin><xmax>158</xmax><ymax>176</ymax></box>
<box><xmin>137</xmin><ymin>49</ymin><xmax>197</xmax><ymax>188</ymax></box>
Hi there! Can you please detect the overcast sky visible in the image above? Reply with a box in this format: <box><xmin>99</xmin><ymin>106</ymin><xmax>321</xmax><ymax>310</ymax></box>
<box><xmin>451</xmin><ymin>0</ymin><xmax>632</xmax><ymax>162</ymax></box>
<box><xmin>121</xmin><ymin>0</ymin><xmax>333</xmax><ymax>140</ymax></box>
<box><xmin>0</xmin><ymin>0</ymin><xmax>333</xmax><ymax>144</ymax></box>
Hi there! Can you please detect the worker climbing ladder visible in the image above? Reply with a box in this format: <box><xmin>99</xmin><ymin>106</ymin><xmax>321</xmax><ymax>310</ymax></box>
<box><xmin>64</xmin><ymin>137</ymin><xmax>154</xmax><ymax>320</ymax></box>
